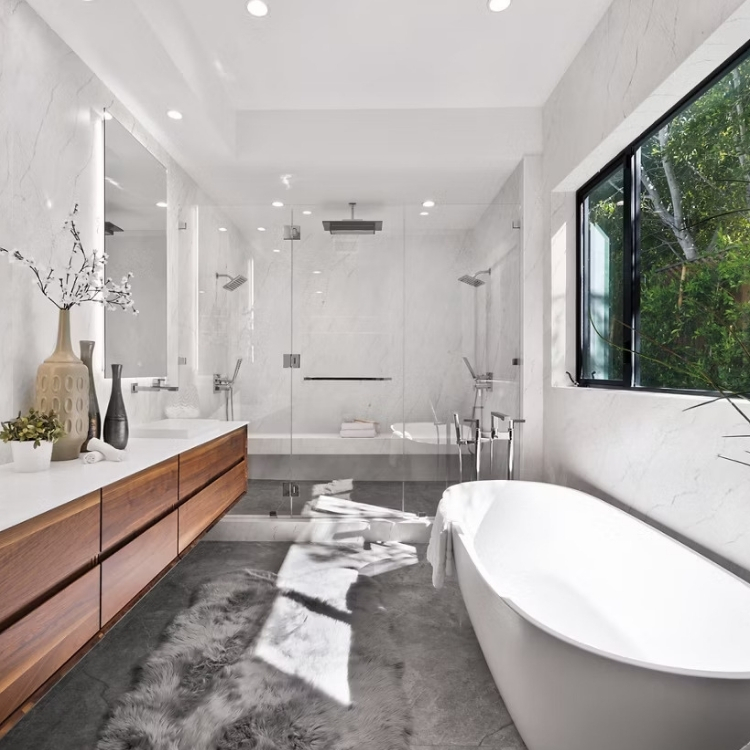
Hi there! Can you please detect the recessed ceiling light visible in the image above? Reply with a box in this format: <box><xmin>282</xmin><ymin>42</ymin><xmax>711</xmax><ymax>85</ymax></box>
<box><xmin>156</xmin><ymin>201</ymin><xmax>168</xmax><ymax>208</ymax></box>
<box><xmin>199</xmin><ymin>290</ymin><xmax>205</xmax><ymax>294</ymax></box>
<box><xmin>422</xmin><ymin>200</ymin><xmax>436</xmax><ymax>208</ymax></box>
<box><xmin>488</xmin><ymin>0</ymin><xmax>511</xmax><ymax>11</ymax></box>
<box><xmin>272</xmin><ymin>201</ymin><xmax>284</xmax><ymax>208</ymax></box>
<box><xmin>104</xmin><ymin>177</ymin><xmax>121</xmax><ymax>188</ymax></box>
<box><xmin>246</xmin><ymin>0</ymin><xmax>268</xmax><ymax>17</ymax></box>
<box><xmin>166</xmin><ymin>110</ymin><xmax>183</xmax><ymax>120</ymax></box>
<box><xmin>312</xmin><ymin>271</ymin><xmax>322</xmax><ymax>275</ymax></box>
<box><xmin>315</xmin><ymin>291</ymin><xmax>323</xmax><ymax>295</ymax></box>
<box><xmin>420</xmin><ymin>211</ymin><xmax>429</xmax><ymax>216</ymax></box>
<box><xmin>257</xmin><ymin>227</ymin><xmax>266</xmax><ymax>232</ymax></box>
<box><xmin>273</xmin><ymin>248</ymin><xmax>280</xmax><ymax>253</ymax></box>
<box><xmin>302</xmin><ymin>210</ymin><xmax>312</xmax><ymax>216</ymax></box>
<box><xmin>218</xmin><ymin>227</ymin><xmax>228</xmax><ymax>232</ymax></box>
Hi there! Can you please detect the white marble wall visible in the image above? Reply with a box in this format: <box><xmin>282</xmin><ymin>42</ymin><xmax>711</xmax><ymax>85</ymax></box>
<box><xmin>466</xmin><ymin>173</ymin><xmax>523</xmax><ymax>433</ymax></box>
<box><xmin>197</xmin><ymin>205</ymin><xmax>254</xmax><ymax>419</ymax></box>
<box><xmin>0</xmin><ymin>0</ymin><xmax>224</xmax><ymax>463</ymax></box>
<box><xmin>541</xmin><ymin>0</ymin><xmax>750</xmax><ymax>572</ymax></box>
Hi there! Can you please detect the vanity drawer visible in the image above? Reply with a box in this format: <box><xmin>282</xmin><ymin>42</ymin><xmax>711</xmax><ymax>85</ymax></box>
<box><xmin>0</xmin><ymin>492</ymin><xmax>100</xmax><ymax>629</ymax></box>
<box><xmin>0</xmin><ymin>566</ymin><xmax>100</xmax><ymax>725</ymax></box>
<box><xmin>101</xmin><ymin>510</ymin><xmax>178</xmax><ymax>625</ymax></box>
<box><xmin>178</xmin><ymin>459</ymin><xmax>247</xmax><ymax>552</ymax></box>
<box><xmin>179</xmin><ymin>427</ymin><xmax>247</xmax><ymax>501</ymax></box>
<box><xmin>102</xmin><ymin>457</ymin><xmax>178</xmax><ymax>552</ymax></box>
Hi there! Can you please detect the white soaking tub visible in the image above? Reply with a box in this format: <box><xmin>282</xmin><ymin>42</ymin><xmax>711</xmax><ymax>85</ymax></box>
<box><xmin>442</xmin><ymin>480</ymin><xmax>750</xmax><ymax>750</ymax></box>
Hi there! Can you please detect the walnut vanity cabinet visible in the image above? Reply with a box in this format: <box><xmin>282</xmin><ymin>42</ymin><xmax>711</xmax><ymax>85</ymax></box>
<box><xmin>101</xmin><ymin>511</ymin><xmax>178</xmax><ymax>625</ymax></box>
<box><xmin>0</xmin><ymin>425</ymin><xmax>248</xmax><ymax>727</ymax></box>
<box><xmin>0</xmin><ymin>491</ymin><xmax>100</xmax><ymax>631</ymax></box>
<box><xmin>101</xmin><ymin>457</ymin><xmax>178</xmax><ymax>552</ymax></box>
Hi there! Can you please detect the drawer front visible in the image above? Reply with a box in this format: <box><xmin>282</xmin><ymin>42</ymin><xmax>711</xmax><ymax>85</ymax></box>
<box><xmin>0</xmin><ymin>492</ymin><xmax>100</xmax><ymax>630</ymax></box>
<box><xmin>102</xmin><ymin>457</ymin><xmax>178</xmax><ymax>552</ymax></box>
<box><xmin>179</xmin><ymin>460</ymin><xmax>247</xmax><ymax>552</ymax></box>
<box><xmin>179</xmin><ymin>427</ymin><xmax>247</xmax><ymax>502</ymax></box>
<box><xmin>101</xmin><ymin>510</ymin><xmax>178</xmax><ymax>625</ymax></box>
<box><xmin>0</xmin><ymin>566</ymin><xmax>100</xmax><ymax>725</ymax></box>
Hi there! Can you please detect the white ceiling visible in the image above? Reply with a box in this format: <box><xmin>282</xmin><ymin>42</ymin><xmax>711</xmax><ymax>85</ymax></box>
<box><xmin>176</xmin><ymin>0</ymin><xmax>614</xmax><ymax>111</ymax></box>
<box><xmin>27</xmin><ymin>0</ymin><xmax>614</xmax><ymax>207</ymax></box>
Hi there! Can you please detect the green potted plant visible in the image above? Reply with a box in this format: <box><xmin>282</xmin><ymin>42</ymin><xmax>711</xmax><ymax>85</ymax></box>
<box><xmin>0</xmin><ymin>409</ymin><xmax>65</xmax><ymax>473</ymax></box>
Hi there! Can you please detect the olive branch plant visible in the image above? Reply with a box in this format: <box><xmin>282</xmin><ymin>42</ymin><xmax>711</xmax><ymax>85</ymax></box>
<box><xmin>0</xmin><ymin>204</ymin><xmax>138</xmax><ymax>313</ymax></box>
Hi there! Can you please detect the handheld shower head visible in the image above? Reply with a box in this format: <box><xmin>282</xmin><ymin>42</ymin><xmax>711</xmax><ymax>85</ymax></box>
<box><xmin>458</xmin><ymin>269</ymin><xmax>491</xmax><ymax>287</ymax></box>
<box><xmin>216</xmin><ymin>273</ymin><xmax>248</xmax><ymax>291</ymax></box>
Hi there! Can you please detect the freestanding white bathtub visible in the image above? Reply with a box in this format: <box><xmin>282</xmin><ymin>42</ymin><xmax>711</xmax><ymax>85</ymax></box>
<box><xmin>444</xmin><ymin>480</ymin><xmax>750</xmax><ymax>750</ymax></box>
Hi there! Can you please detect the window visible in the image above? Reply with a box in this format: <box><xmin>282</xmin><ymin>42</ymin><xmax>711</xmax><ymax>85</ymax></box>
<box><xmin>578</xmin><ymin>44</ymin><xmax>750</xmax><ymax>392</ymax></box>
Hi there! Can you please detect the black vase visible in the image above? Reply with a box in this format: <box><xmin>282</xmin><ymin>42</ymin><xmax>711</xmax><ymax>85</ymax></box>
<box><xmin>79</xmin><ymin>340</ymin><xmax>101</xmax><ymax>452</ymax></box>
<box><xmin>104</xmin><ymin>363</ymin><xmax>129</xmax><ymax>449</ymax></box>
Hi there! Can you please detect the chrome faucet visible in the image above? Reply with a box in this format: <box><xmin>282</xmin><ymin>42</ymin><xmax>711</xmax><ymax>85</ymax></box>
<box><xmin>214</xmin><ymin>358</ymin><xmax>243</xmax><ymax>420</ymax></box>
<box><xmin>131</xmin><ymin>378</ymin><xmax>179</xmax><ymax>394</ymax></box>
<box><xmin>453</xmin><ymin>413</ymin><xmax>485</xmax><ymax>482</ymax></box>
<box><xmin>490</xmin><ymin>411</ymin><xmax>525</xmax><ymax>481</ymax></box>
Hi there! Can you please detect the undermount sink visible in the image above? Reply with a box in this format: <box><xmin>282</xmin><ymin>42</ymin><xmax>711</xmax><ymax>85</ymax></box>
<box><xmin>131</xmin><ymin>419</ymin><xmax>222</xmax><ymax>439</ymax></box>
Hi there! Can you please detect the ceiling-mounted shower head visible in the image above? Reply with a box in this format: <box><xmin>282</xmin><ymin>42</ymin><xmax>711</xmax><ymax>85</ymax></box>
<box><xmin>323</xmin><ymin>202</ymin><xmax>383</xmax><ymax>235</ymax></box>
<box><xmin>216</xmin><ymin>272</ymin><xmax>248</xmax><ymax>291</ymax></box>
<box><xmin>458</xmin><ymin>268</ymin><xmax>491</xmax><ymax>287</ymax></box>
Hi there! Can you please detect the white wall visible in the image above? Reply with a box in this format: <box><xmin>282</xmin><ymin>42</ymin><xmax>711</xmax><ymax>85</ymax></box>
<box><xmin>540</xmin><ymin>0</ymin><xmax>750</xmax><ymax>573</ymax></box>
<box><xmin>0</xmin><ymin>0</ymin><xmax>239</xmax><ymax>463</ymax></box>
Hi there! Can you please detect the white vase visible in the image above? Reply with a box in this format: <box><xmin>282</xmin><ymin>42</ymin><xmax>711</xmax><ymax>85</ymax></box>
<box><xmin>10</xmin><ymin>441</ymin><xmax>54</xmax><ymax>473</ymax></box>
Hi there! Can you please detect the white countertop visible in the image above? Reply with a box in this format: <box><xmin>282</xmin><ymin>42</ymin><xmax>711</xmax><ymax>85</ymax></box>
<box><xmin>0</xmin><ymin>421</ymin><xmax>248</xmax><ymax>534</ymax></box>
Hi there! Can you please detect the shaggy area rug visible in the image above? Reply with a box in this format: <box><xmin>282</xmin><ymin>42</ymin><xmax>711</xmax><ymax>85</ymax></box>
<box><xmin>96</xmin><ymin>564</ymin><xmax>411</xmax><ymax>750</ymax></box>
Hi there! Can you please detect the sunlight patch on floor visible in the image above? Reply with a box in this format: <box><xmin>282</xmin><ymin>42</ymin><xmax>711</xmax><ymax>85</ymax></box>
<box><xmin>254</xmin><ymin>540</ymin><xmax>418</xmax><ymax>705</ymax></box>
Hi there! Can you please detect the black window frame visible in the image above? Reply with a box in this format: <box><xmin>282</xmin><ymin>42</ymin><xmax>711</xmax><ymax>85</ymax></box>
<box><xmin>576</xmin><ymin>38</ymin><xmax>750</xmax><ymax>394</ymax></box>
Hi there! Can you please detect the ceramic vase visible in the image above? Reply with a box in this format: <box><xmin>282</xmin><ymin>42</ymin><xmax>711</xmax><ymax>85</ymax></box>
<box><xmin>79</xmin><ymin>340</ymin><xmax>101</xmax><ymax>452</ymax></box>
<box><xmin>104</xmin><ymin>364</ymin><xmax>129</xmax><ymax>449</ymax></box>
<box><xmin>10</xmin><ymin>441</ymin><xmax>53</xmax><ymax>473</ymax></box>
<box><xmin>35</xmin><ymin>309</ymin><xmax>89</xmax><ymax>461</ymax></box>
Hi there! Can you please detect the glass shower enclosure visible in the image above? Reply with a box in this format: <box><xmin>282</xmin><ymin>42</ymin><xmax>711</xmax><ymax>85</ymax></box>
<box><xmin>196</xmin><ymin>201</ymin><xmax>522</xmax><ymax>518</ymax></box>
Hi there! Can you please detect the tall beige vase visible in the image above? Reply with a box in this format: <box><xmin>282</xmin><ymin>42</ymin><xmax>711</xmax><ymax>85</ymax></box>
<box><xmin>35</xmin><ymin>309</ymin><xmax>90</xmax><ymax>461</ymax></box>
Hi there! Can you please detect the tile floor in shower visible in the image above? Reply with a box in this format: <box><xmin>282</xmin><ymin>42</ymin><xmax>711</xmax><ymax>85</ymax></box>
<box><xmin>0</xmin><ymin>542</ymin><xmax>526</xmax><ymax>750</ymax></box>
<box><xmin>230</xmin><ymin>479</ymin><xmax>450</xmax><ymax>517</ymax></box>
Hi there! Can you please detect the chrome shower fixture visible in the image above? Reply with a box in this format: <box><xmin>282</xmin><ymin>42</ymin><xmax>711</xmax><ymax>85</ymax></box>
<box><xmin>323</xmin><ymin>202</ymin><xmax>383</xmax><ymax>235</ymax></box>
<box><xmin>216</xmin><ymin>272</ymin><xmax>248</xmax><ymax>291</ymax></box>
<box><xmin>458</xmin><ymin>269</ymin><xmax>491</xmax><ymax>287</ymax></box>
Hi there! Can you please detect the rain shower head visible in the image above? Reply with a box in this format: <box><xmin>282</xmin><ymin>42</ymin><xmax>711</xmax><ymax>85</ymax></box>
<box><xmin>323</xmin><ymin>202</ymin><xmax>383</xmax><ymax>235</ymax></box>
<box><xmin>216</xmin><ymin>272</ymin><xmax>248</xmax><ymax>291</ymax></box>
<box><xmin>458</xmin><ymin>269</ymin><xmax>491</xmax><ymax>287</ymax></box>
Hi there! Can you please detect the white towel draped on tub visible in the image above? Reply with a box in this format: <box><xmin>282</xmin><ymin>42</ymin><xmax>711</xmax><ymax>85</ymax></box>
<box><xmin>427</xmin><ymin>501</ymin><xmax>454</xmax><ymax>589</ymax></box>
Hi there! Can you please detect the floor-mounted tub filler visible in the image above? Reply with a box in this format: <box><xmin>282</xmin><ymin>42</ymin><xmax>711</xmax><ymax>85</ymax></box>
<box><xmin>438</xmin><ymin>481</ymin><xmax>750</xmax><ymax>750</ymax></box>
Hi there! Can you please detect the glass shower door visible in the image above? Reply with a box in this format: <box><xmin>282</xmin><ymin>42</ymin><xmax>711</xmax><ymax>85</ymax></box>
<box><xmin>289</xmin><ymin>204</ymin><xmax>407</xmax><ymax>518</ymax></box>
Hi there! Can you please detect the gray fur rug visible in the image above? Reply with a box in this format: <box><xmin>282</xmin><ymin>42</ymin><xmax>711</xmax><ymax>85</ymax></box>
<box><xmin>96</xmin><ymin>566</ymin><xmax>411</xmax><ymax>750</ymax></box>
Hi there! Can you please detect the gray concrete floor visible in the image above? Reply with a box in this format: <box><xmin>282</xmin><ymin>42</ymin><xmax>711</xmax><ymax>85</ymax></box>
<box><xmin>0</xmin><ymin>542</ymin><xmax>525</xmax><ymax>750</ymax></box>
<box><xmin>230</xmin><ymin>479</ymin><xmax>449</xmax><ymax>517</ymax></box>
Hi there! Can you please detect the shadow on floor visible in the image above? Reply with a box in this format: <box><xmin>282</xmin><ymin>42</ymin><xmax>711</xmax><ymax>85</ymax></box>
<box><xmin>0</xmin><ymin>542</ymin><xmax>526</xmax><ymax>750</ymax></box>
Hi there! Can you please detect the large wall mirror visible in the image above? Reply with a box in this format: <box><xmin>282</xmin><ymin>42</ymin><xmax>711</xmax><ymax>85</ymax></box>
<box><xmin>104</xmin><ymin>115</ymin><xmax>168</xmax><ymax>378</ymax></box>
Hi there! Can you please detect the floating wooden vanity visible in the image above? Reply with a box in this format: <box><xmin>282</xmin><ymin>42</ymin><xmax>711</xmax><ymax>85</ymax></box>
<box><xmin>0</xmin><ymin>423</ymin><xmax>248</xmax><ymax>726</ymax></box>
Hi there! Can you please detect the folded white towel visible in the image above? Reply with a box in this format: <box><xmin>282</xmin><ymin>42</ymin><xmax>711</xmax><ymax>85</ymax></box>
<box><xmin>341</xmin><ymin>421</ymin><xmax>379</xmax><ymax>432</ymax></box>
<box><xmin>79</xmin><ymin>451</ymin><xmax>105</xmax><ymax>464</ymax></box>
<box><xmin>426</xmin><ymin>501</ymin><xmax>454</xmax><ymax>589</ymax></box>
<box><xmin>87</xmin><ymin>438</ymin><xmax>127</xmax><ymax>462</ymax></box>
<box><xmin>340</xmin><ymin>428</ymin><xmax>377</xmax><ymax>438</ymax></box>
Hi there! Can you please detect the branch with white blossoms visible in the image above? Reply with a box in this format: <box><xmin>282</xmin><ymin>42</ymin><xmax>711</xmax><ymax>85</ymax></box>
<box><xmin>0</xmin><ymin>205</ymin><xmax>138</xmax><ymax>314</ymax></box>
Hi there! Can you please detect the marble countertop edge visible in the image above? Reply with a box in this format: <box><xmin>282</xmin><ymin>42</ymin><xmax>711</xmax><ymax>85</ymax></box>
<box><xmin>0</xmin><ymin>421</ymin><xmax>248</xmax><ymax>535</ymax></box>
